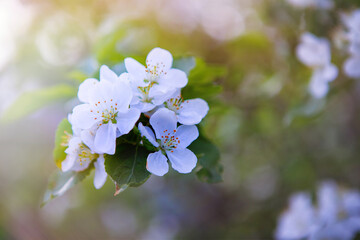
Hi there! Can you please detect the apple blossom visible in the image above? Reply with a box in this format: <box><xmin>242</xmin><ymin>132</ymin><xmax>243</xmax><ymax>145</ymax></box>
<box><xmin>71</xmin><ymin>67</ymin><xmax>140</xmax><ymax>154</ymax></box>
<box><xmin>138</xmin><ymin>108</ymin><xmax>199</xmax><ymax>176</ymax></box>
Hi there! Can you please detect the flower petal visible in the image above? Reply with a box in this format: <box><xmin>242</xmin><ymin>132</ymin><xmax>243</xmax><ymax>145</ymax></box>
<box><xmin>320</xmin><ymin>64</ymin><xmax>338</xmax><ymax>82</ymax></box>
<box><xmin>100</xmin><ymin>65</ymin><xmax>118</xmax><ymax>83</ymax></box>
<box><xmin>93</xmin><ymin>155</ymin><xmax>107</xmax><ymax>189</ymax></box>
<box><xmin>166</xmin><ymin>148</ymin><xmax>197</xmax><ymax>174</ymax></box>
<box><xmin>150</xmin><ymin>108</ymin><xmax>177</xmax><ymax>139</ymax></box>
<box><xmin>159</xmin><ymin>68</ymin><xmax>188</xmax><ymax>89</ymax></box>
<box><xmin>94</xmin><ymin>123</ymin><xmax>117</xmax><ymax>154</ymax></box>
<box><xmin>124</xmin><ymin>58</ymin><xmax>147</xmax><ymax>85</ymax></box>
<box><xmin>344</xmin><ymin>56</ymin><xmax>360</xmax><ymax>79</ymax></box>
<box><xmin>309</xmin><ymin>72</ymin><xmax>329</xmax><ymax>99</ymax></box>
<box><xmin>116</xmin><ymin>108</ymin><xmax>140</xmax><ymax>135</ymax></box>
<box><xmin>112</xmin><ymin>80</ymin><xmax>133</xmax><ymax>113</ymax></box>
<box><xmin>174</xmin><ymin>125</ymin><xmax>199</xmax><ymax>149</ymax></box>
<box><xmin>146</xmin><ymin>151</ymin><xmax>169</xmax><ymax>176</ymax></box>
<box><xmin>177</xmin><ymin>98</ymin><xmax>209</xmax><ymax>125</ymax></box>
<box><xmin>138</xmin><ymin>122</ymin><xmax>159</xmax><ymax>147</ymax></box>
<box><xmin>146</xmin><ymin>48</ymin><xmax>173</xmax><ymax>72</ymax></box>
<box><xmin>78</xmin><ymin>78</ymin><xmax>99</xmax><ymax>103</ymax></box>
<box><xmin>71</xmin><ymin>104</ymin><xmax>97</xmax><ymax>129</ymax></box>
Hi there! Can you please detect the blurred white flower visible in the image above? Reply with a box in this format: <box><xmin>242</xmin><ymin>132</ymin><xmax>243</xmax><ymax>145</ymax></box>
<box><xmin>296</xmin><ymin>33</ymin><xmax>338</xmax><ymax>98</ymax></box>
<box><xmin>275</xmin><ymin>181</ymin><xmax>360</xmax><ymax>240</ymax></box>
<box><xmin>286</xmin><ymin>0</ymin><xmax>334</xmax><ymax>10</ymax></box>
<box><xmin>342</xmin><ymin>10</ymin><xmax>360</xmax><ymax>79</ymax></box>
<box><xmin>275</xmin><ymin>193</ymin><xmax>319</xmax><ymax>240</ymax></box>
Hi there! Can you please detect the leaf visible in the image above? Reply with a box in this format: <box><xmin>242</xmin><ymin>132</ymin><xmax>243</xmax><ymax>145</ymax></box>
<box><xmin>1</xmin><ymin>84</ymin><xmax>77</xmax><ymax>124</ymax></box>
<box><xmin>104</xmin><ymin>143</ymin><xmax>151</xmax><ymax>193</ymax></box>
<box><xmin>53</xmin><ymin>118</ymin><xmax>72</xmax><ymax>169</ymax></box>
<box><xmin>188</xmin><ymin>133</ymin><xmax>223</xmax><ymax>183</ymax></box>
<box><xmin>41</xmin><ymin>167</ymin><xmax>93</xmax><ymax>207</ymax></box>
<box><xmin>173</xmin><ymin>57</ymin><xmax>196</xmax><ymax>75</ymax></box>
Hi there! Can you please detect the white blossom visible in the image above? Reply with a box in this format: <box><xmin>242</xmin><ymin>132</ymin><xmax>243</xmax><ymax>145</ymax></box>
<box><xmin>124</xmin><ymin>48</ymin><xmax>188</xmax><ymax>112</ymax></box>
<box><xmin>138</xmin><ymin>108</ymin><xmax>199</xmax><ymax>176</ymax></box>
<box><xmin>71</xmin><ymin>65</ymin><xmax>140</xmax><ymax>154</ymax></box>
<box><xmin>296</xmin><ymin>33</ymin><xmax>338</xmax><ymax>98</ymax></box>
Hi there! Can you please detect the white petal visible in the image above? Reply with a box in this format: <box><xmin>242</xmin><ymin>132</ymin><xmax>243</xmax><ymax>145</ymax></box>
<box><xmin>320</xmin><ymin>64</ymin><xmax>338</xmax><ymax>82</ymax></box>
<box><xmin>344</xmin><ymin>56</ymin><xmax>360</xmax><ymax>78</ymax></box>
<box><xmin>71</xmin><ymin>104</ymin><xmax>97</xmax><ymax>129</ymax></box>
<box><xmin>177</xmin><ymin>98</ymin><xmax>209</xmax><ymax>125</ymax></box>
<box><xmin>146</xmin><ymin>151</ymin><xmax>169</xmax><ymax>176</ymax></box>
<box><xmin>100</xmin><ymin>65</ymin><xmax>118</xmax><ymax>83</ymax></box>
<box><xmin>124</xmin><ymin>58</ymin><xmax>147</xmax><ymax>85</ymax></box>
<box><xmin>309</xmin><ymin>73</ymin><xmax>329</xmax><ymax>99</ymax></box>
<box><xmin>166</xmin><ymin>148</ymin><xmax>197</xmax><ymax>174</ymax></box>
<box><xmin>146</xmin><ymin>48</ymin><xmax>173</xmax><ymax>72</ymax></box>
<box><xmin>132</xmin><ymin>102</ymin><xmax>156</xmax><ymax>113</ymax></box>
<box><xmin>80</xmin><ymin>128</ymin><xmax>96</xmax><ymax>152</ymax></box>
<box><xmin>174</xmin><ymin>125</ymin><xmax>199</xmax><ymax>149</ymax></box>
<box><xmin>150</xmin><ymin>108</ymin><xmax>177</xmax><ymax>139</ymax></box>
<box><xmin>159</xmin><ymin>69</ymin><xmax>188</xmax><ymax>89</ymax></box>
<box><xmin>78</xmin><ymin>78</ymin><xmax>98</xmax><ymax>103</ymax></box>
<box><xmin>138</xmin><ymin>122</ymin><xmax>159</xmax><ymax>147</ymax></box>
<box><xmin>93</xmin><ymin>155</ymin><xmax>107</xmax><ymax>189</ymax></box>
<box><xmin>94</xmin><ymin>123</ymin><xmax>117</xmax><ymax>154</ymax></box>
<box><xmin>296</xmin><ymin>33</ymin><xmax>331</xmax><ymax>67</ymax></box>
<box><xmin>113</xmin><ymin>80</ymin><xmax>133</xmax><ymax>113</ymax></box>
<box><xmin>61</xmin><ymin>155</ymin><xmax>77</xmax><ymax>172</ymax></box>
<box><xmin>116</xmin><ymin>108</ymin><xmax>140</xmax><ymax>135</ymax></box>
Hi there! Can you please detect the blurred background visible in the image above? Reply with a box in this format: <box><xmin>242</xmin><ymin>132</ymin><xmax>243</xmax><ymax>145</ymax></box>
<box><xmin>1</xmin><ymin>0</ymin><xmax>360</xmax><ymax>239</ymax></box>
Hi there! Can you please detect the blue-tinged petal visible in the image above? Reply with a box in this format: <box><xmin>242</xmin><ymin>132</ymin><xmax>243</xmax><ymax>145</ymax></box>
<box><xmin>124</xmin><ymin>58</ymin><xmax>147</xmax><ymax>85</ymax></box>
<box><xmin>177</xmin><ymin>98</ymin><xmax>209</xmax><ymax>125</ymax></box>
<box><xmin>116</xmin><ymin>108</ymin><xmax>140</xmax><ymax>135</ymax></box>
<box><xmin>71</xmin><ymin>104</ymin><xmax>98</xmax><ymax>129</ymax></box>
<box><xmin>174</xmin><ymin>125</ymin><xmax>199</xmax><ymax>149</ymax></box>
<box><xmin>138</xmin><ymin>122</ymin><xmax>159</xmax><ymax>147</ymax></box>
<box><xmin>146</xmin><ymin>48</ymin><xmax>173</xmax><ymax>72</ymax></box>
<box><xmin>146</xmin><ymin>151</ymin><xmax>169</xmax><ymax>176</ymax></box>
<box><xmin>150</xmin><ymin>108</ymin><xmax>177</xmax><ymax>139</ymax></box>
<box><xmin>100</xmin><ymin>65</ymin><xmax>118</xmax><ymax>83</ymax></box>
<box><xmin>344</xmin><ymin>56</ymin><xmax>360</xmax><ymax>79</ymax></box>
<box><xmin>159</xmin><ymin>68</ymin><xmax>188</xmax><ymax>89</ymax></box>
<box><xmin>94</xmin><ymin>155</ymin><xmax>107</xmax><ymax>189</ymax></box>
<box><xmin>94</xmin><ymin>123</ymin><xmax>117</xmax><ymax>154</ymax></box>
<box><xmin>166</xmin><ymin>148</ymin><xmax>197</xmax><ymax>174</ymax></box>
<box><xmin>78</xmin><ymin>78</ymin><xmax>98</xmax><ymax>103</ymax></box>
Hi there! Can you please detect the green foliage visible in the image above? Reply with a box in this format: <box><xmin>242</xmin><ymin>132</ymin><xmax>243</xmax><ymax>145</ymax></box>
<box><xmin>53</xmin><ymin>118</ymin><xmax>72</xmax><ymax>169</ymax></box>
<box><xmin>104</xmin><ymin>142</ymin><xmax>151</xmax><ymax>194</ymax></box>
<box><xmin>173</xmin><ymin>57</ymin><xmax>196</xmax><ymax>75</ymax></box>
<box><xmin>189</xmin><ymin>133</ymin><xmax>223</xmax><ymax>183</ymax></box>
<box><xmin>182</xmin><ymin>58</ymin><xmax>226</xmax><ymax>101</ymax></box>
<box><xmin>1</xmin><ymin>84</ymin><xmax>77</xmax><ymax>124</ymax></box>
<box><xmin>42</xmin><ymin>166</ymin><xmax>93</xmax><ymax>207</ymax></box>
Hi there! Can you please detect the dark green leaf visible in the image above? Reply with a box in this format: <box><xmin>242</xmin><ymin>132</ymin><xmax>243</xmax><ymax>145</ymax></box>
<box><xmin>1</xmin><ymin>84</ymin><xmax>77</xmax><ymax>124</ymax></box>
<box><xmin>189</xmin><ymin>133</ymin><xmax>223</xmax><ymax>183</ymax></box>
<box><xmin>53</xmin><ymin>118</ymin><xmax>72</xmax><ymax>169</ymax></box>
<box><xmin>41</xmin><ymin>167</ymin><xmax>93</xmax><ymax>207</ymax></box>
<box><xmin>104</xmin><ymin>143</ymin><xmax>151</xmax><ymax>193</ymax></box>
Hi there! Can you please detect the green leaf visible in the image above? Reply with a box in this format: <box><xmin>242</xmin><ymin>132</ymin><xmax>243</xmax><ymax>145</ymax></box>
<box><xmin>104</xmin><ymin>143</ymin><xmax>151</xmax><ymax>193</ymax></box>
<box><xmin>53</xmin><ymin>118</ymin><xmax>72</xmax><ymax>169</ymax></box>
<box><xmin>41</xmin><ymin>167</ymin><xmax>93</xmax><ymax>207</ymax></box>
<box><xmin>1</xmin><ymin>84</ymin><xmax>77</xmax><ymax>124</ymax></box>
<box><xmin>189</xmin><ymin>133</ymin><xmax>223</xmax><ymax>183</ymax></box>
<box><xmin>173</xmin><ymin>57</ymin><xmax>196</xmax><ymax>75</ymax></box>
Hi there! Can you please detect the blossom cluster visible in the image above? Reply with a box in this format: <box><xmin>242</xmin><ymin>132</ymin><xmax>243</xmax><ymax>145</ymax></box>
<box><xmin>343</xmin><ymin>10</ymin><xmax>360</xmax><ymax>79</ymax></box>
<box><xmin>275</xmin><ymin>181</ymin><xmax>360</xmax><ymax>240</ymax></box>
<box><xmin>60</xmin><ymin>48</ymin><xmax>209</xmax><ymax>189</ymax></box>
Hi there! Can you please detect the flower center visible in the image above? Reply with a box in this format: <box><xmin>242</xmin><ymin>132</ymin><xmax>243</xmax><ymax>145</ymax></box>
<box><xmin>165</xmin><ymin>97</ymin><xmax>184</xmax><ymax>113</ymax></box>
<box><xmin>91</xmin><ymin>99</ymin><xmax>119</xmax><ymax>124</ymax></box>
<box><xmin>137</xmin><ymin>82</ymin><xmax>156</xmax><ymax>103</ymax></box>
<box><xmin>77</xmin><ymin>143</ymin><xmax>98</xmax><ymax>166</ymax></box>
<box><xmin>145</xmin><ymin>60</ymin><xmax>167</xmax><ymax>82</ymax></box>
<box><xmin>159</xmin><ymin>129</ymin><xmax>180</xmax><ymax>152</ymax></box>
